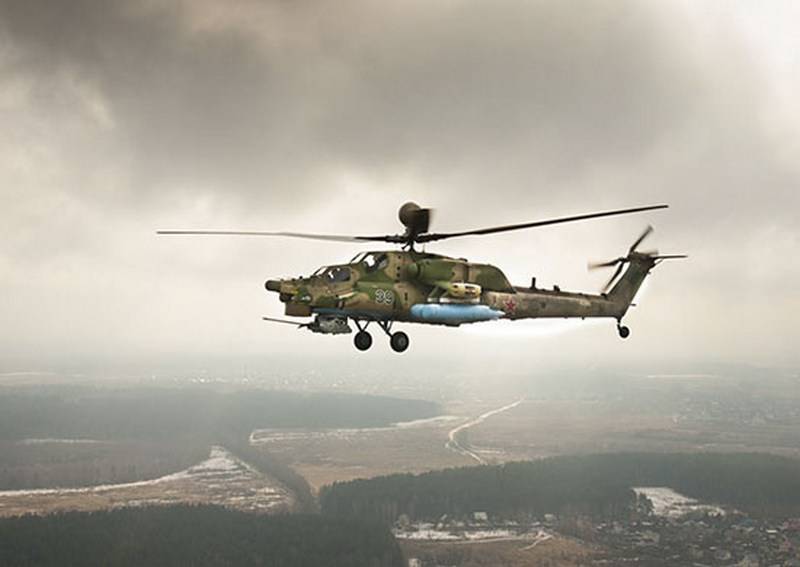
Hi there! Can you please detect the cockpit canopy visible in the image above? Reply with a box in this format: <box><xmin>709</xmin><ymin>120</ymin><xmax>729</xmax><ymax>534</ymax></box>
<box><xmin>349</xmin><ymin>251</ymin><xmax>389</xmax><ymax>273</ymax></box>
<box><xmin>313</xmin><ymin>251</ymin><xmax>392</xmax><ymax>284</ymax></box>
<box><xmin>312</xmin><ymin>265</ymin><xmax>352</xmax><ymax>283</ymax></box>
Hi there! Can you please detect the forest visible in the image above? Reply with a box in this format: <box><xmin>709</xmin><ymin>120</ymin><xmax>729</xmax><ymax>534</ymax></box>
<box><xmin>320</xmin><ymin>452</ymin><xmax>800</xmax><ymax>523</ymax></box>
<box><xmin>0</xmin><ymin>384</ymin><xmax>438</xmax><ymax>490</ymax></box>
<box><xmin>0</xmin><ymin>505</ymin><xmax>403</xmax><ymax>567</ymax></box>
<box><xmin>0</xmin><ymin>385</ymin><xmax>439</xmax><ymax>441</ymax></box>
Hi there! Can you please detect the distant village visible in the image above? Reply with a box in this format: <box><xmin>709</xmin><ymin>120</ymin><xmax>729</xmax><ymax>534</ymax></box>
<box><xmin>397</xmin><ymin>491</ymin><xmax>800</xmax><ymax>567</ymax></box>
<box><xmin>593</xmin><ymin>513</ymin><xmax>800</xmax><ymax>566</ymax></box>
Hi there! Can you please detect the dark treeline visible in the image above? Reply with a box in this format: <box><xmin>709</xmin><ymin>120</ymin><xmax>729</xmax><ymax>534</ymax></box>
<box><xmin>0</xmin><ymin>439</ymin><xmax>209</xmax><ymax>490</ymax></box>
<box><xmin>321</xmin><ymin>457</ymin><xmax>636</xmax><ymax>524</ymax></box>
<box><xmin>223</xmin><ymin>436</ymin><xmax>318</xmax><ymax>513</ymax></box>
<box><xmin>0</xmin><ymin>385</ymin><xmax>439</xmax><ymax>441</ymax></box>
<box><xmin>321</xmin><ymin>453</ymin><xmax>800</xmax><ymax>523</ymax></box>
<box><xmin>606</xmin><ymin>452</ymin><xmax>800</xmax><ymax>517</ymax></box>
<box><xmin>0</xmin><ymin>505</ymin><xmax>403</xmax><ymax>567</ymax></box>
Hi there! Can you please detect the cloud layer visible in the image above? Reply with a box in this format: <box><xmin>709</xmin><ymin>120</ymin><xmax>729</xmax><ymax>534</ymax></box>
<box><xmin>1</xmin><ymin>0</ymin><xmax>798</xmax><ymax>369</ymax></box>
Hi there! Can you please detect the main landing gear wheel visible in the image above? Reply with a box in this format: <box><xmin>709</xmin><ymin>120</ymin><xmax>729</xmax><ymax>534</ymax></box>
<box><xmin>354</xmin><ymin>331</ymin><xmax>373</xmax><ymax>351</ymax></box>
<box><xmin>617</xmin><ymin>325</ymin><xmax>630</xmax><ymax>339</ymax></box>
<box><xmin>390</xmin><ymin>331</ymin><xmax>410</xmax><ymax>353</ymax></box>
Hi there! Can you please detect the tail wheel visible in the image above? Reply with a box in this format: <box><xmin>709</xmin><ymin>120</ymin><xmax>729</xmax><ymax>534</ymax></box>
<box><xmin>354</xmin><ymin>331</ymin><xmax>373</xmax><ymax>351</ymax></box>
<box><xmin>617</xmin><ymin>325</ymin><xmax>630</xmax><ymax>339</ymax></box>
<box><xmin>390</xmin><ymin>331</ymin><xmax>410</xmax><ymax>353</ymax></box>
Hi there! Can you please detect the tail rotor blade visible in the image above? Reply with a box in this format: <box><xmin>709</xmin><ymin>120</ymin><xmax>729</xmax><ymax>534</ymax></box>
<box><xmin>629</xmin><ymin>225</ymin><xmax>654</xmax><ymax>253</ymax></box>
<box><xmin>588</xmin><ymin>258</ymin><xmax>623</xmax><ymax>270</ymax></box>
<box><xmin>591</xmin><ymin>226</ymin><xmax>682</xmax><ymax>293</ymax></box>
<box><xmin>603</xmin><ymin>262</ymin><xmax>626</xmax><ymax>293</ymax></box>
<box><xmin>638</xmin><ymin>249</ymin><xmax>659</xmax><ymax>257</ymax></box>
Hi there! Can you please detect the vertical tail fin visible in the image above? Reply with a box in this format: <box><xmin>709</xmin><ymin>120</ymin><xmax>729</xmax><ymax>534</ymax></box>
<box><xmin>606</xmin><ymin>255</ymin><xmax>656</xmax><ymax>319</ymax></box>
<box><xmin>590</xmin><ymin>225</ymin><xmax>685</xmax><ymax>323</ymax></box>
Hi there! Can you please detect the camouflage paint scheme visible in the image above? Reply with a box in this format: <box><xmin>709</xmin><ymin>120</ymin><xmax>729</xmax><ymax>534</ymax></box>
<box><xmin>160</xmin><ymin>201</ymin><xmax>677</xmax><ymax>350</ymax></box>
<box><xmin>267</xmin><ymin>249</ymin><xmax>655</xmax><ymax>326</ymax></box>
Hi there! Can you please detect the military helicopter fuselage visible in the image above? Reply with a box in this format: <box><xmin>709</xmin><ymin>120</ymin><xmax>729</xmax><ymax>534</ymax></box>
<box><xmin>159</xmin><ymin>201</ymin><xmax>684</xmax><ymax>353</ymax></box>
<box><xmin>265</xmin><ymin>248</ymin><xmax>655</xmax><ymax>347</ymax></box>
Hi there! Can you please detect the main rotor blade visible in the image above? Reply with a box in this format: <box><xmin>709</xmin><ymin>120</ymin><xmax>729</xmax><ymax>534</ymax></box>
<box><xmin>157</xmin><ymin>230</ymin><xmax>400</xmax><ymax>243</ymax></box>
<box><xmin>629</xmin><ymin>225</ymin><xmax>654</xmax><ymax>253</ymax></box>
<box><xmin>417</xmin><ymin>204</ymin><xmax>668</xmax><ymax>243</ymax></box>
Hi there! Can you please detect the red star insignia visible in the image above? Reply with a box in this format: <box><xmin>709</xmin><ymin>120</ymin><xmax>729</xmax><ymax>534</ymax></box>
<box><xmin>503</xmin><ymin>298</ymin><xmax>517</xmax><ymax>315</ymax></box>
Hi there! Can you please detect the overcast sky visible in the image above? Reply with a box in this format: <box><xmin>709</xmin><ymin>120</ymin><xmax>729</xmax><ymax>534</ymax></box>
<box><xmin>1</xmin><ymin>0</ymin><xmax>798</xmax><ymax>373</ymax></box>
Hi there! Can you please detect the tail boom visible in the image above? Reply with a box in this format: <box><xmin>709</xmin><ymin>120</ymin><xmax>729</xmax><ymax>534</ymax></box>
<box><xmin>485</xmin><ymin>256</ymin><xmax>656</xmax><ymax>322</ymax></box>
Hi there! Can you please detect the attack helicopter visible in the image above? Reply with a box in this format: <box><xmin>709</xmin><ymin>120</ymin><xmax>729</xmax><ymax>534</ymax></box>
<box><xmin>158</xmin><ymin>202</ymin><xmax>685</xmax><ymax>353</ymax></box>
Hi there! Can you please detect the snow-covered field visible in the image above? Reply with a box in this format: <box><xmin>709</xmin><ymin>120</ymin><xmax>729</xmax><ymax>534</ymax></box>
<box><xmin>0</xmin><ymin>446</ymin><xmax>291</xmax><ymax>517</ymax></box>
<box><xmin>397</xmin><ymin>528</ymin><xmax>517</xmax><ymax>541</ymax></box>
<box><xmin>634</xmin><ymin>486</ymin><xmax>726</xmax><ymax>518</ymax></box>
<box><xmin>249</xmin><ymin>415</ymin><xmax>459</xmax><ymax>445</ymax></box>
<box><xmin>394</xmin><ymin>522</ymin><xmax>551</xmax><ymax>544</ymax></box>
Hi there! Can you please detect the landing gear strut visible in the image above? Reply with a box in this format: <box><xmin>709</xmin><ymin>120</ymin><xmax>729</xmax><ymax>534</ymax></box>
<box><xmin>352</xmin><ymin>319</ymin><xmax>410</xmax><ymax>353</ymax></box>
<box><xmin>617</xmin><ymin>323</ymin><xmax>630</xmax><ymax>339</ymax></box>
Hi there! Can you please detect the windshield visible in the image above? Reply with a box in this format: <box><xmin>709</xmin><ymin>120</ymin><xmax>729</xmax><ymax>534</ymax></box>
<box><xmin>323</xmin><ymin>266</ymin><xmax>351</xmax><ymax>283</ymax></box>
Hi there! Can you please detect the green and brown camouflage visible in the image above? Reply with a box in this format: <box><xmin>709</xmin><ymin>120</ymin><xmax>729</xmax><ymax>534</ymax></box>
<box><xmin>161</xmin><ymin>201</ymin><xmax>683</xmax><ymax>351</ymax></box>
<box><xmin>265</xmin><ymin>249</ymin><xmax>656</xmax><ymax>326</ymax></box>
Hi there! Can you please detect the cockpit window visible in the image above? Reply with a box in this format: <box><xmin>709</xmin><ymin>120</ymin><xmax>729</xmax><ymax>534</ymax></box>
<box><xmin>325</xmin><ymin>266</ymin><xmax>351</xmax><ymax>283</ymax></box>
<box><xmin>363</xmin><ymin>253</ymin><xmax>389</xmax><ymax>273</ymax></box>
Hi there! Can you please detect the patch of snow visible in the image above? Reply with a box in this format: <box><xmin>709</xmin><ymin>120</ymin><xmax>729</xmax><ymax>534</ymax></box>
<box><xmin>0</xmin><ymin>446</ymin><xmax>289</xmax><ymax>514</ymax></box>
<box><xmin>394</xmin><ymin>523</ymin><xmax>546</xmax><ymax>543</ymax></box>
<box><xmin>393</xmin><ymin>415</ymin><xmax>460</xmax><ymax>429</ymax></box>
<box><xmin>395</xmin><ymin>529</ymin><xmax>461</xmax><ymax>541</ymax></box>
<box><xmin>463</xmin><ymin>529</ymin><xmax>515</xmax><ymax>540</ymax></box>
<box><xmin>634</xmin><ymin>487</ymin><xmax>726</xmax><ymax>518</ymax></box>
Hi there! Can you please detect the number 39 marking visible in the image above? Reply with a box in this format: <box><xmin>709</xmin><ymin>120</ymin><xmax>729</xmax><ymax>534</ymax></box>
<box><xmin>374</xmin><ymin>289</ymin><xmax>394</xmax><ymax>305</ymax></box>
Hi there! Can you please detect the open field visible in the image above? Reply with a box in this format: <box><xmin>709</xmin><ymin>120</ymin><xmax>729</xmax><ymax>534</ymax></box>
<box><xmin>0</xmin><ymin>446</ymin><xmax>293</xmax><ymax>517</ymax></box>
<box><xmin>254</xmin><ymin>371</ymin><xmax>800</xmax><ymax>493</ymax></box>
<box><xmin>2</xmin><ymin>370</ymin><xmax>800</xmax><ymax>519</ymax></box>
<box><xmin>469</xmin><ymin>375</ymin><xmax>800</xmax><ymax>462</ymax></box>
<box><xmin>468</xmin><ymin>398</ymin><xmax>697</xmax><ymax>461</ymax></box>
<box><xmin>250</xmin><ymin>415</ymin><xmax>471</xmax><ymax>491</ymax></box>
<box><xmin>401</xmin><ymin>535</ymin><xmax>597</xmax><ymax>567</ymax></box>
<box><xmin>0</xmin><ymin>384</ymin><xmax>440</xmax><ymax>504</ymax></box>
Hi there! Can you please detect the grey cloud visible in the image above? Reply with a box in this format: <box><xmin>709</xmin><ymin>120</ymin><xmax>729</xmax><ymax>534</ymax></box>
<box><xmin>0</xmin><ymin>1</ymin><xmax>723</xmax><ymax>209</ymax></box>
<box><xmin>0</xmin><ymin>0</ymin><xmax>798</xmax><ymax>365</ymax></box>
